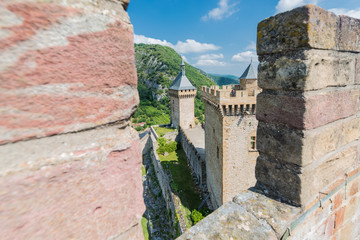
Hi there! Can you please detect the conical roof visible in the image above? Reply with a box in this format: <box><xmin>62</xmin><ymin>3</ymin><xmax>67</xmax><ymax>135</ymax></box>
<box><xmin>240</xmin><ymin>61</ymin><xmax>257</xmax><ymax>80</ymax></box>
<box><xmin>169</xmin><ymin>59</ymin><xmax>196</xmax><ymax>91</ymax></box>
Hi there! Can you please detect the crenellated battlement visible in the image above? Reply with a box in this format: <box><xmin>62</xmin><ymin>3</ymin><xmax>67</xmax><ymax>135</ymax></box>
<box><xmin>169</xmin><ymin>88</ymin><xmax>197</xmax><ymax>99</ymax></box>
<box><xmin>201</xmin><ymin>85</ymin><xmax>260</xmax><ymax>116</ymax></box>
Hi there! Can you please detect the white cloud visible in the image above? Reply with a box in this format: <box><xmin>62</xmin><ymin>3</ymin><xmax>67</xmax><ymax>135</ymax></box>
<box><xmin>195</xmin><ymin>53</ymin><xmax>226</xmax><ymax>66</ymax></box>
<box><xmin>134</xmin><ymin>34</ymin><xmax>172</xmax><ymax>47</ymax></box>
<box><xmin>328</xmin><ymin>8</ymin><xmax>360</xmax><ymax>19</ymax></box>
<box><xmin>275</xmin><ymin>0</ymin><xmax>318</xmax><ymax>13</ymax></box>
<box><xmin>231</xmin><ymin>51</ymin><xmax>258</xmax><ymax>62</ymax></box>
<box><xmin>134</xmin><ymin>34</ymin><xmax>220</xmax><ymax>54</ymax></box>
<box><xmin>175</xmin><ymin>39</ymin><xmax>220</xmax><ymax>53</ymax></box>
<box><xmin>245</xmin><ymin>41</ymin><xmax>256</xmax><ymax>50</ymax></box>
<box><xmin>198</xmin><ymin>53</ymin><xmax>224</xmax><ymax>60</ymax></box>
<box><xmin>202</xmin><ymin>0</ymin><xmax>239</xmax><ymax>21</ymax></box>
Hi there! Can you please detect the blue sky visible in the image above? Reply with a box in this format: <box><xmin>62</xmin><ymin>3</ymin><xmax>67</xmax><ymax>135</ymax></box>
<box><xmin>128</xmin><ymin>0</ymin><xmax>360</xmax><ymax>76</ymax></box>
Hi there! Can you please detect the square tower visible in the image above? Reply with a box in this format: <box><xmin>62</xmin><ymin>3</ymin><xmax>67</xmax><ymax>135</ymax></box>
<box><xmin>169</xmin><ymin>60</ymin><xmax>197</xmax><ymax>129</ymax></box>
<box><xmin>202</xmin><ymin>62</ymin><xmax>261</xmax><ymax>208</ymax></box>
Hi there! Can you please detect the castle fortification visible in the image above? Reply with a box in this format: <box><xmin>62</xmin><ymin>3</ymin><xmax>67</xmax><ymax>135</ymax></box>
<box><xmin>202</xmin><ymin>68</ymin><xmax>261</xmax><ymax>208</ymax></box>
<box><xmin>180</xmin><ymin>5</ymin><xmax>360</xmax><ymax>239</ymax></box>
<box><xmin>169</xmin><ymin>60</ymin><xmax>197</xmax><ymax>129</ymax></box>
<box><xmin>0</xmin><ymin>1</ymin><xmax>144</xmax><ymax>239</ymax></box>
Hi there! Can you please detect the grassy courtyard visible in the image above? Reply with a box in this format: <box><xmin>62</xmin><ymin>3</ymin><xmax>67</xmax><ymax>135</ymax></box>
<box><xmin>154</xmin><ymin>126</ymin><xmax>177</xmax><ymax>137</ymax></box>
<box><xmin>158</xmin><ymin>144</ymin><xmax>202</xmax><ymax>228</ymax></box>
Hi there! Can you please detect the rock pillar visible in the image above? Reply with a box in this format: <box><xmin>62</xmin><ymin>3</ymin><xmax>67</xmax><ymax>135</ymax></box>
<box><xmin>256</xmin><ymin>5</ymin><xmax>360</xmax><ymax>208</ymax></box>
<box><xmin>0</xmin><ymin>0</ymin><xmax>144</xmax><ymax>239</ymax></box>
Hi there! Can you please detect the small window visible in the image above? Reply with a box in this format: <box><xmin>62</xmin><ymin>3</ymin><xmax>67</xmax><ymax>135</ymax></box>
<box><xmin>246</xmin><ymin>104</ymin><xmax>250</xmax><ymax>111</ymax></box>
<box><xmin>217</xmin><ymin>147</ymin><xmax>219</xmax><ymax>159</ymax></box>
<box><xmin>250</xmin><ymin>136</ymin><xmax>256</xmax><ymax>150</ymax></box>
<box><xmin>213</xmin><ymin>128</ymin><xmax>215</xmax><ymax>135</ymax></box>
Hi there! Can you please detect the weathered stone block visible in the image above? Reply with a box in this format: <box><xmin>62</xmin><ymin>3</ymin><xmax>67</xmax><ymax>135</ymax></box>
<box><xmin>256</xmin><ymin>145</ymin><xmax>359</xmax><ymax>206</ymax></box>
<box><xmin>257</xmin><ymin>89</ymin><xmax>359</xmax><ymax>130</ymax></box>
<box><xmin>232</xmin><ymin>191</ymin><xmax>300</xmax><ymax>237</ymax></box>
<box><xmin>356</xmin><ymin>58</ymin><xmax>360</xmax><ymax>84</ymax></box>
<box><xmin>255</xmin><ymin>154</ymin><xmax>302</xmax><ymax>206</ymax></box>
<box><xmin>0</xmin><ymin>0</ymin><xmax>138</xmax><ymax>144</ymax></box>
<box><xmin>178</xmin><ymin>201</ymin><xmax>278</xmax><ymax>240</ymax></box>
<box><xmin>258</xmin><ymin>50</ymin><xmax>357</xmax><ymax>91</ymax></box>
<box><xmin>338</xmin><ymin>15</ymin><xmax>360</xmax><ymax>52</ymax></box>
<box><xmin>257</xmin><ymin>117</ymin><xmax>359</xmax><ymax>166</ymax></box>
<box><xmin>257</xmin><ymin>5</ymin><xmax>338</xmax><ymax>55</ymax></box>
<box><xmin>0</xmin><ymin>126</ymin><xmax>145</xmax><ymax>239</ymax></box>
<box><xmin>0</xmin><ymin>0</ymin><xmax>144</xmax><ymax>239</ymax></box>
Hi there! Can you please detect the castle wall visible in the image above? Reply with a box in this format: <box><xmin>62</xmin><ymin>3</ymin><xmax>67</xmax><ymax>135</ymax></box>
<box><xmin>179</xmin><ymin>94</ymin><xmax>196</xmax><ymax>129</ymax></box>
<box><xmin>170</xmin><ymin>94</ymin><xmax>180</xmax><ymax>128</ymax></box>
<box><xmin>204</xmin><ymin>100</ymin><xmax>224</xmax><ymax>208</ymax></box>
<box><xmin>222</xmin><ymin>115</ymin><xmax>258</xmax><ymax>203</ymax></box>
<box><xmin>0</xmin><ymin>1</ymin><xmax>145</xmax><ymax>239</ymax></box>
<box><xmin>145</xmin><ymin>133</ymin><xmax>181</xmax><ymax>235</ymax></box>
<box><xmin>179</xmin><ymin>128</ymin><xmax>205</xmax><ymax>188</ymax></box>
<box><xmin>180</xmin><ymin>5</ymin><xmax>360</xmax><ymax>240</ymax></box>
<box><xmin>170</xmin><ymin>89</ymin><xmax>196</xmax><ymax>129</ymax></box>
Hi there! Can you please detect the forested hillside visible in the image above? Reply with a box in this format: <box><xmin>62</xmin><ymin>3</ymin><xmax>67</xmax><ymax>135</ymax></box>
<box><xmin>207</xmin><ymin>74</ymin><xmax>239</xmax><ymax>86</ymax></box>
<box><xmin>133</xmin><ymin>44</ymin><xmax>215</xmax><ymax>130</ymax></box>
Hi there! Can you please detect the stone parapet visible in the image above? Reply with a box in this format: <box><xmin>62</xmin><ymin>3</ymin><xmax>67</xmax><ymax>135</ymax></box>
<box><xmin>0</xmin><ymin>0</ymin><xmax>144</xmax><ymax>239</ymax></box>
<box><xmin>256</xmin><ymin>4</ymin><xmax>360</xmax><ymax>208</ymax></box>
<box><xmin>179</xmin><ymin>171</ymin><xmax>360</xmax><ymax>240</ymax></box>
<box><xmin>257</xmin><ymin>5</ymin><xmax>360</xmax><ymax>54</ymax></box>
<box><xmin>201</xmin><ymin>85</ymin><xmax>258</xmax><ymax>116</ymax></box>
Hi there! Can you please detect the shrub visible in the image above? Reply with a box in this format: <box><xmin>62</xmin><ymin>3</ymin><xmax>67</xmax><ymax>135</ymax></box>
<box><xmin>190</xmin><ymin>209</ymin><xmax>204</xmax><ymax>225</ymax></box>
<box><xmin>156</xmin><ymin>138</ymin><xmax>177</xmax><ymax>155</ymax></box>
<box><xmin>135</xmin><ymin>126</ymin><xmax>144</xmax><ymax>131</ymax></box>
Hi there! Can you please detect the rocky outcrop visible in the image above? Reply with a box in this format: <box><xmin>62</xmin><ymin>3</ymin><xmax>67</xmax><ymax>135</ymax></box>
<box><xmin>0</xmin><ymin>0</ymin><xmax>144</xmax><ymax>239</ymax></box>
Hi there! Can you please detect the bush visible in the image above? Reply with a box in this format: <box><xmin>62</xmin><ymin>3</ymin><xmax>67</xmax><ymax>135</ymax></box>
<box><xmin>190</xmin><ymin>209</ymin><xmax>204</xmax><ymax>225</ymax></box>
<box><xmin>156</xmin><ymin>138</ymin><xmax>177</xmax><ymax>155</ymax></box>
<box><xmin>135</xmin><ymin>126</ymin><xmax>144</xmax><ymax>132</ymax></box>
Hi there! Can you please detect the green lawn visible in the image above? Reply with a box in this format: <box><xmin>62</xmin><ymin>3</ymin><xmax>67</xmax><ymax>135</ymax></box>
<box><xmin>158</xmin><ymin>145</ymin><xmax>202</xmax><ymax>227</ymax></box>
<box><xmin>155</xmin><ymin>126</ymin><xmax>176</xmax><ymax>137</ymax></box>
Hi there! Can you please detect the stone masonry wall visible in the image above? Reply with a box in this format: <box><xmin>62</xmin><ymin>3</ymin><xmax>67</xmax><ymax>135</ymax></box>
<box><xmin>179</xmin><ymin>5</ymin><xmax>360</xmax><ymax>240</ymax></box>
<box><xmin>170</xmin><ymin>93</ymin><xmax>180</xmax><ymax>128</ymax></box>
<box><xmin>179</xmin><ymin>128</ymin><xmax>205</xmax><ymax>188</ymax></box>
<box><xmin>222</xmin><ymin>115</ymin><xmax>258</xmax><ymax>204</ymax></box>
<box><xmin>256</xmin><ymin>4</ymin><xmax>360</xmax><ymax>208</ymax></box>
<box><xmin>179</xmin><ymin>94</ymin><xmax>196</xmax><ymax>129</ymax></box>
<box><xmin>204</xmin><ymin>100</ymin><xmax>224</xmax><ymax>208</ymax></box>
<box><xmin>145</xmin><ymin>133</ymin><xmax>180</xmax><ymax>235</ymax></box>
<box><xmin>255</xmin><ymin>5</ymin><xmax>360</xmax><ymax>239</ymax></box>
<box><xmin>0</xmin><ymin>1</ymin><xmax>145</xmax><ymax>239</ymax></box>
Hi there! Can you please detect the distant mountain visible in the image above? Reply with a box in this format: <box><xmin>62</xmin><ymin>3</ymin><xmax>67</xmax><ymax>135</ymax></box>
<box><xmin>207</xmin><ymin>73</ymin><xmax>239</xmax><ymax>86</ymax></box>
<box><xmin>133</xmin><ymin>44</ymin><xmax>215</xmax><ymax>130</ymax></box>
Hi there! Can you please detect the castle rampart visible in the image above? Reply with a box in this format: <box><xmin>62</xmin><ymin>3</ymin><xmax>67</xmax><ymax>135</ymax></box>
<box><xmin>179</xmin><ymin>5</ymin><xmax>360</xmax><ymax>239</ymax></box>
<box><xmin>0</xmin><ymin>1</ymin><xmax>145</xmax><ymax>239</ymax></box>
<box><xmin>201</xmin><ymin>85</ymin><xmax>259</xmax><ymax>116</ymax></box>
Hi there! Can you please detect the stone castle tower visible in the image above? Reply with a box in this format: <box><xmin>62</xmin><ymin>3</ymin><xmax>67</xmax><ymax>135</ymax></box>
<box><xmin>169</xmin><ymin>59</ymin><xmax>197</xmax><ymax>129</ymax></box>
<box><xmin>202</xmin><ymin>61</ymin><xmax>261</xmax><ymax>208</ymax></box>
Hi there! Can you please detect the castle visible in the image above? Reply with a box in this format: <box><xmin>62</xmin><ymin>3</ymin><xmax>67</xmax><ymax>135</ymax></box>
<box><xmin>170</xmin><ymin>60</ymin><xmax>262</xmax><ymax>209</ymax></box>
<box><xmin>1</xmin><ymin>2</ymin><xmax>359</xmax><ymax>240</ymax></box>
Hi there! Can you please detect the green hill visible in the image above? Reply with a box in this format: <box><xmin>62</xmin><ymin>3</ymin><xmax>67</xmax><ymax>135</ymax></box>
<box><xmin>133</xmin><ymin>44</ymin><xmax>215</xmax><ymax>130</ymax></box>
<box><xmin>207</xmin><ymin>73</ymin><xmax>239</xmax><ymax>86</ymax></box>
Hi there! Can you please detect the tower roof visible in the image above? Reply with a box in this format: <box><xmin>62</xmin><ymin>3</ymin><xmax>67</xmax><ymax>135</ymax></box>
<box><xmin>169</xmin><ymin>59</ymin><xmax>196</xmax><ymax>91</ymax></box>
<box><xmin>239</xmin><ymin>61</ymin><xmax>257</xmax><ymax>80</ymax></box>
